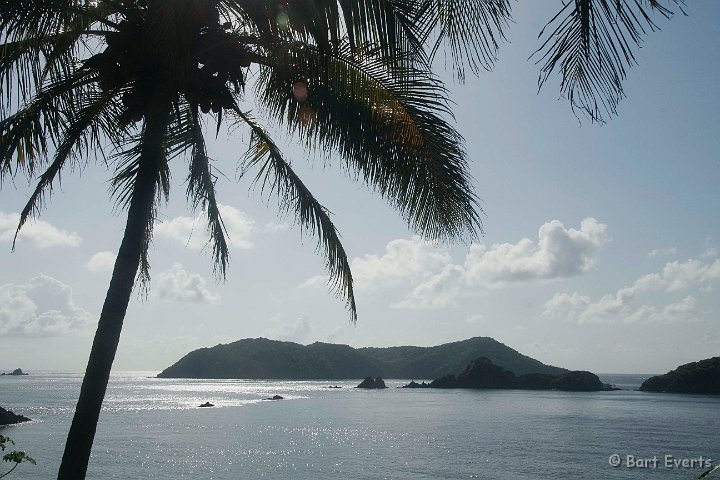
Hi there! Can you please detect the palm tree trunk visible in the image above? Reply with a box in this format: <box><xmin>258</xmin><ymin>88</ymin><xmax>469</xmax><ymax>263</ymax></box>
<box><xmin>57</xmin><ymin>105</ymin><xmax>170</xmax><ymax>480</ymax></box>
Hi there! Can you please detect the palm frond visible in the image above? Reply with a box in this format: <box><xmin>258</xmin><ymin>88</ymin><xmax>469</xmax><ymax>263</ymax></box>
<box><xmin>110</xmin><ymin>107</ymin><xmax>172</xmax><ymax>285</ymax></box>
<box><xmin>220</xmin><ymin>0</ymin><xmax>425</xmax><ymax>65</ymax></box>
<box><xmin>234</xmin><ymin>108</ymin><xmax>357</xmax><ymax>321</ymax></box>
<box><xmin>13</xmin><ymin>87</ymin><xmax>120</xmax><ymax>249</ymax></box>
<box><xmin>533</xmin><ymin>0</ymin><xmax>683</xmax><ymax>122</ymax></box>
<box><xmin>256</xmin><ymin>41</ymin><xmax>482</xmax><ymax>242</ymax></box>
<box><xmin>0</xmin><ymin>0</ymin><xmax>114</xmax><ymax>109</ymax></box>
<box><xmin>184</xmin><ymin>106</ymin><xmax>230</xmax><ymax>279</ymax></box>
<box><xmin>415</xmin><ymin>0</ymin><xmax>513</xmax><ymax>80</ymax></box>
<box><xmin>0</xmin><ymin>70</ymin><xmax>95</xmax><ymax>179</ymax></box>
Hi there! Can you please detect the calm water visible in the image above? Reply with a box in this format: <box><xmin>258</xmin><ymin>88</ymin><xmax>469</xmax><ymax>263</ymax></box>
<box><xmin>1</xmin><ymin>372</ymin><xmax>718</xmax><ymax>479</ymax></box>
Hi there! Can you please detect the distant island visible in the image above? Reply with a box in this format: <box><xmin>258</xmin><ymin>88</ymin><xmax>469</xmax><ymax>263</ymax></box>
<box><xmin>1</xmin><ymin>368</ymin><xmax>28</xmax><ymax>376</ymax></box>
<box><xmin>158</xmin><ymin>337</ymin><xmax>568</xmax><ymax>380</ymax></box>
<box><xmin>402</xmin><ymin>357</ymin><xmax>613</xmax><ymax>391</ymax></box>
<box><xmin>640</xmin><ymin>357</ymin><xmax>720</xmax><ymax>394</ymax></box>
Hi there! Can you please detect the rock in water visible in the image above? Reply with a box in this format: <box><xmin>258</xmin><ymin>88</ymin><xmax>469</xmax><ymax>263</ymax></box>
<box><xmin>198</xmin><ymin>402</ymin><xmax>214</xmax><ymax>407</ymax></box>
<box><xmin>0</xmin><ymin>406</ymin><xmax>31</xmax><ymax>425</ymax></box>
<box><xmin>356</xmin><ymin>377</ymin><xmax>387</xmax><ymax>389</ymax></box>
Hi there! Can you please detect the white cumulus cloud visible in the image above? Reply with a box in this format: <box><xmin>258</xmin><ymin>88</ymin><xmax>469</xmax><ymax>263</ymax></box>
<box><xmin>301</xmin><ymin>219</ymin><xmax>609</xmax><ymax>310</ymax></box>
<box><xmin>0</xmin><ymin>274</ymin><xmax>94</xmax><ymax>336</ymax></box>
<box><xmin>86</xmin><ymin>251</ymin><xmax>117</xmax><ymax>272</ymax></box>
<box><xmin>155</xmin><ymin>263</ymin><xmax>220</xmax><ymax>304</ymax></box>
<box><xmin>349</xmin><ymin>236</ymin><xmax>452</xmax><ymax>291</ymax></box>
<box><xmin>0</xmin><ymin>212</ymin><xmax>81</xmax><ymax>248</ymax></box>
<box><xmin>463</xmin><ymin>218</ymin><xmax>608</xmax><ymax>286</ymax></box>
<box><xmin>393</xmin><ymin>264</ymin><xmax>464</xmax><ymax>310</ymax></box>
<box><xmin>155</xmin><ymin>204</ymin><xmax>254</xmax><ymax>250</ymax></box>
<box><xmin>544</xmin><ymin>257</ymin><xmax>719</xmax><ymax>324</ymax></box>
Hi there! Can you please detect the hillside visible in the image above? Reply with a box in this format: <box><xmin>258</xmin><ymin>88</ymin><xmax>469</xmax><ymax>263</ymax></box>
<box><xmin>639</xmin><ymin>357</ymin><xmax>720</xmax><ymax>394</ymax></box>
<box><xmin>158</xmin><ymin>337</ymin><xmax>567</xmax><ymax>379</ymax></box>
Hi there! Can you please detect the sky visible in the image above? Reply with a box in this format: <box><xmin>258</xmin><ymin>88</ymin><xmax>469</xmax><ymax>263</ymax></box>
<box><xmin>1</xmin><ymin>2</ymin><xmax>718</xmax><ymax>374</ymax></box>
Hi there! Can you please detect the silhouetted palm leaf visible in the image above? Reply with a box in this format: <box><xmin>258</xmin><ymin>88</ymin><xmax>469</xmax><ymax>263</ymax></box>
<box><xmin>235</xmin><ymin>108</ymin><xmax>357</xmax><ymax>320</ymax></box>
<box><xmin>533</xmin><ymin>0</ymin><xmax>684</xmax><ymax>122</ymax></box>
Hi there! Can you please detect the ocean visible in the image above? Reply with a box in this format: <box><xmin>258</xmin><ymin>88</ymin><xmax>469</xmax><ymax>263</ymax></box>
<box><xmin>1</xmin><ymin>372</ymin><xmax>718</xmax><ymax>479</ymax></box>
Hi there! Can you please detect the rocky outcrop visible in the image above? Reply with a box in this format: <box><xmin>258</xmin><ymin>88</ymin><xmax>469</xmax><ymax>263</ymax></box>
<box><xmin>198</xmin><ymin>402</ymin><xmax>214</xmax><ymax>407</ymax></box>
<box><xmin>403</xmin><ymin>357</ymin><xmax>610</xmax><ymax>392</ymax></box>
<box><xmin>640</xmin><ymin>357</ymin><xmax>720</xmax><ymax>394</ymax></box>
<box><xmin>1</xmin><ymin>368</ymin><xmax>28</xmax><ymax>376</ymax></box>
<box><xmin>356</xmin><ymin>377</ymin><xmax>387</xmax><ymax>389</ymax></box>
<box><xmin>264</xmin><ymin>395</ymin><xmax>284</xmax><ymax>400</ymax></box>
<box><xmin>0</xmin><ymin>406</ymin><xmax>31</xmax><ymax>425</ymax></box>
<box><xmin>402</xmin><ymin>380</ymin><xmax>430</xmax><ymax>389</ymax></box>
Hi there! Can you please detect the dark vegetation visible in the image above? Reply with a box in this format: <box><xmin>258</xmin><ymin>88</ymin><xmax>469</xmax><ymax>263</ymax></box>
<box><xmin>158</xmin><ymin>336</ymin><xmax>566</xmax><ymax>379</ymax></box>
<box><xmin>404</xmin><ymin>357</ymin><xmax>609</xmax><ymax>391</ymax></box>
<box><xmin>640</xmin><ymin>357</ymin><xmax>720</xmax><ymax>394</ymax></box>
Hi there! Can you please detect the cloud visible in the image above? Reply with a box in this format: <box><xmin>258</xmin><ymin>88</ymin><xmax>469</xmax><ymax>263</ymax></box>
<box><xmin>155</xmin><ymin>263</ymin><xmax>220</xmax><ymax>304</ymax></box>
<box><xmin>0</xmin><ymin>274</ymin><xmax>94</xmax><ymax>336</ymax></box>
<box><xmin>300</xmin><ymin>219</ymin><xmax>609</xmax><ymax>310</ymax></box>
<box><xmin>648</xmin><ymin>247</ymin><xmax>677</xmax><ymax>258</ymax></box>
<box><xmin>392</xmin><ymin>218</ymin><xmax>608</xmax><ymax>309</ymax></box>
<box><xmin>349</xmin><ymin>236</ymin><xmax>452</xmax><ymax>290</ymax></box>
<box><xmin>463</xmin><ymin>218</ymin><xmax>608</xmax><ymax>286</ymax></box>
<box><xmin>155</xmin><ymin>204</ymin><xmax>254</xmax><ymax>250</ymax></box>
<box><xmin>264</xmin><ymin>222</ymin><xmax>290</xmax><ymax>233</ymax></box>
<box><xmin>544</xmin><ymin>258</ymin><xmax>719</xmax><ymax>324</ymax></box>
<box><xmin>0</xmin><ymin>212</ymin><xmax>81</xmax><ymax>248</ymax></box>
<box><xmin>393</xmin><ymin>264</ymin><xmax>464</xmax><ymax>309</ymax></box>
<box><xmin>299</xmin><ymin>275</ymin><xmax>327</xmax><ymax>289</ymax></box>
<box><xmin>632</xmin><ymin>259</ymin><xmax>720</xmax><ymax>293</ymax></box>
<box><xmin>86</xmin><ymin>251</ymin><xmax>116</xmax><ymax>272</ymax></box>
<box><xmin>268</xmin><ymin>314</ymin><xmax>312</xmax><ymax>343</ymax></box>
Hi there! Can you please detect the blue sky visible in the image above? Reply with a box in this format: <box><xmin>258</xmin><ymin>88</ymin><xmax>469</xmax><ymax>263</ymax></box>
<box><xmin>1</xmin><ymin>2</ymin><xmax>718</xmax><ymax>374</ymax></box>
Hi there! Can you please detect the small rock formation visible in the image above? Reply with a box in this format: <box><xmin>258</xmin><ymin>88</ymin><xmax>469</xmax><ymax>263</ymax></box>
<box><xmin>640</xmin><ymin>357</ymin><xmax>720</xmax><ymax>394</ymax></box>
<box><xmin>356</xmin><ymin>376</ymin><xmax>387</xmax><ymax>389</ymax></box>
<box><xmin>324</xmin><ymin>385</ymin><xmax>342</xmax><ymax>389</ymax></box>
<box><xmin>198</xmin><ymin>402</ymin><xmax>214</xmax><ymax>407</ymax></box>
<box><xmin>402</xmin><ymin>380</ymin><xmax>430</xmax><ymax>389</ymax></box>
<box><xmin>1</xmin><ymin>368</ymin><xmax>28</xmax><ymax>376</ymax></box>
<box><xmin>0</xmin><ymin>406</ymin><xmax>31</xmax><ymax>425</ymax></box>
<box><xmin>264</xmin><ymin>395</ymin><xmax>284</xmax><ymax>400</ymax></box>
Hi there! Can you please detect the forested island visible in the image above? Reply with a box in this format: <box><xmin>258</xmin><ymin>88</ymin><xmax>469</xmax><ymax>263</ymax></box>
<box><xmin>158</xmin><ymin>337</ymin><xmax>567</xmax><ymax>379</ymax></box>
<box><xmin>402</xmin><ymin>357</ymin><xmax>613</xmax><ymax>391</ymax></box>
<box><xmin>640</xmin><ymin>357</ymin><xmax>720</xmax><ymax>394</ymax></box>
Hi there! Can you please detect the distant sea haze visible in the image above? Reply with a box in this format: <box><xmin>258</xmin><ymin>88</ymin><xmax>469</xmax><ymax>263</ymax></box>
<box><xmin>3</xmin><ymin>372</ymin><xmax>718</xmax><ymax>479</ymax></box>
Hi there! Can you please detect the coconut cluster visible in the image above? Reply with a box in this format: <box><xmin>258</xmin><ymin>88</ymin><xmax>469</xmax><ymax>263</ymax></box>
<box><xmin>82</xmin><ymin>3</ymin><xmax>251</xmax><ymax>125</ymax></box>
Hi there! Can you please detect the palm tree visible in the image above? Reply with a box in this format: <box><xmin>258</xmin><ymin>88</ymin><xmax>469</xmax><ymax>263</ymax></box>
<box><xmin>0</xmin><ymin>1</ymin><xmax>682</xmax><ymax>478</ymax></box>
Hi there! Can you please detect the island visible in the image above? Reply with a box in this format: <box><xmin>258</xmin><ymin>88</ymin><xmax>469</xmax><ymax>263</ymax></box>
<box><xmin>402</xmin><ymin>357</ymin><xmax>614</xmax><ymax>391</ymax></box>
<box><xmin>0</xmin><ymin>406</ymin><xmax>31</xmax><ymax>425</ymax></box>
<box><xmin>639</xmin><ymin>357</ymin><xmax>720</xmax><ymax>394</ymax></box>
<box><xmin>1</xmin><ymin>368</ymin><xmax>28</xmax><ymax>376</ymax></box>
<box><xmin>356</xmin><ymin>377</ymin><xmax>387</xmax><ymax>389</ymax></box>
<box><xmin>158</xmin><ymin>336</ymin><xmax>568</xmax><ymax>380</ymax></box>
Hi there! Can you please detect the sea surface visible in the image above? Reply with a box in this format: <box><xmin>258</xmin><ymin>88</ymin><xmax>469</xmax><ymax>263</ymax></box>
<box><xmin>1</xmin><ymin>372</ymin><xmax>718</xmax><ymax>479</ymax></box>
